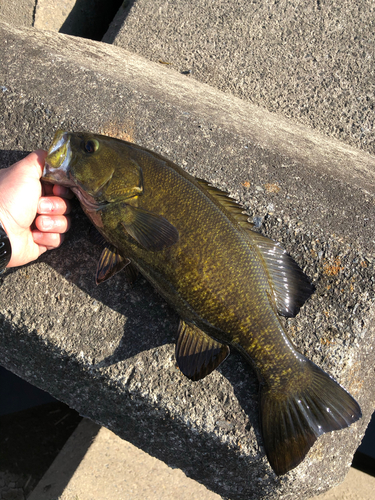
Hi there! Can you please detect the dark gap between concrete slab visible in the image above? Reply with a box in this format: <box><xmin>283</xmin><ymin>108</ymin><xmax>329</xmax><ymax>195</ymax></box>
<box><xmin>31</xmin><ymin>1</ymin><xmax>38</xmax><ymax>27</ymax></box>
<box><xmin>0</xmin><ymin>401</ymin><xmax>85</xmax><ymax>498</ymax></box>
<box><xmin>58</xmin><ymin>0</ymin><xmax>126</xmax><ymax>41</ymax></box>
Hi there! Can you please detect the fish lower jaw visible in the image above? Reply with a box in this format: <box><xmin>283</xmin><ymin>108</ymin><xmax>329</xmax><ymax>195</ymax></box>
<box><xmin>41</xmin><ymin>165</ymin><xmax>74</xmax><ymax>187</ymax></box>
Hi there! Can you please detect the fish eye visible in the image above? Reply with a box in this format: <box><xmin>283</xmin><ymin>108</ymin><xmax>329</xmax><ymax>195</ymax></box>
<box><xmin>83</xmin><ymin>139</ymin><xmax>99</xmax><ymax>154</ymax></box>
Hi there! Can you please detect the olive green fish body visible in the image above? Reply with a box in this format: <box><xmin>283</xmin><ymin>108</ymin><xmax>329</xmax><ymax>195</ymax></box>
<box><xmin>96</xmin><ymin>149</ymin><xmax>300</xmax><ymax>382</ymax></box>
<box><xmin>43</xmin><ymin>131</ymin><xmax>361</xmax><ymax>475</ymax></box>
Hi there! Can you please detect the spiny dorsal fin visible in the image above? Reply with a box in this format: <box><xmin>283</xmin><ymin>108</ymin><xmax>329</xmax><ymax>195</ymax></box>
<box><xmin>195</xmin><ymin>177</ymin><xmax>254</xmax><ymax>227</ymax></box>
<box><xmin>248</xmin><ymin>230</ymin><xmax>315</xmax><ymax>317</ymax></box>
<box><xmin>120</xmin><ymin>204</ymin><xmax>179</xmax><ymax>251</ymax></box>
<box><xmin>176</xmin><ymin>320</ymin><xmax>230</xmax><ymax>381</ymax></box>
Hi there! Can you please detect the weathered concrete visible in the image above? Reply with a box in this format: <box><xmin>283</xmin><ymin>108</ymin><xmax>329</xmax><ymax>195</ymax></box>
<box><xmin>34</xmin><ymin>0</ymin><xmax>123</xmax><ymax>40</ymax></box>
<box><xmin>34</xmin><ymin>0</ymin><xmax>77</xmax><ymax>33</ymax></box>
<box><xmin>28</xmin><ymin>419</ymin><xmax>375</xmax><ymax>500</ymax></box>
<box><xmin>104</xmin><ymin>0</ymin><xmax>375</xmax><ymax>155</ymax></box>
<box><xmin>29</xmin><ymin>419</ymin><xmax>222</xmax><ymax>500</ymax></box>
<box><xmin>0</xmin><ymin>0</ymin><xmax>35</xmax><ymax>27</ymax></box>
<box><xmin>0</xmin><ymin>22</ymin><xmax>374</xmax><ymax>499</ymax></box>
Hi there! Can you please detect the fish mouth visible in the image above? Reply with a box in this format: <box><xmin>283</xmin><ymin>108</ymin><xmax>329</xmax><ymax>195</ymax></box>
<box><xmin>42</xmin><ymin>130</ymin><xmax>74</xmax><ymax>186</ymax></box>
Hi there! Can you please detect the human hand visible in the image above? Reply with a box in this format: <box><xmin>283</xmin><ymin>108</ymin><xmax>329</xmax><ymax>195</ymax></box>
<box><xmin>0</xmin><ymin>150</ymin><xmax>72</xmax><ymax>268</ymax></box>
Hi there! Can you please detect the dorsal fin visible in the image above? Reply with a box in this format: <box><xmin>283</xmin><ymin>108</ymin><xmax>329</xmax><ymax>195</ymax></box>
<box><xmin>195</xmin><ymin>177</ymin><xmax>254</xmax><ymax>227</ymax></box>
<box><xmin>248</xmin><ymin>230</ymin><xmax>315</xmax><ymax>317</ymax></box>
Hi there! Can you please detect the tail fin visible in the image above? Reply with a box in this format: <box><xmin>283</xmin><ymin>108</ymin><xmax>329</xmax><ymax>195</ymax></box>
<box><xmin>260</xmin><ymin>359</ymin><xmax>361</xmax><ymax>475</ymax></box>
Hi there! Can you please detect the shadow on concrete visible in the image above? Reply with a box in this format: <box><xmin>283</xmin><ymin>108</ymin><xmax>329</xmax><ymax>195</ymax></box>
<box><xmin>0</xmin><ymin>400</ymin><xmax>86</xmax><ymax>497</ymax></box>
<box><xmin>0</xmin><ymin>313</ymin><xmax>266</xmax><ymax>499</ymax></box>
<box><xmin>59</xmin><ymin>0</ymin><xmax>125</xmax><ymax>41</ymax></box>
<box><xmin>0</xmin><ymin>151</ymin><xmax>268</xmax><ymax>497</ymax></box>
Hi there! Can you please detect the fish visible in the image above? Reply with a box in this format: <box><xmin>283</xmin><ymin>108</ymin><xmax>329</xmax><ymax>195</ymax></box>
<box><xmin>42</xmin><ymin>130</ymin><xmax>362</xmax><ymax>475</ymax></box>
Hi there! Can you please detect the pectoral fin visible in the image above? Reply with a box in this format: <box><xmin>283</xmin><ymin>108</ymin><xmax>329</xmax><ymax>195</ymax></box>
<box><xmin>176</xmin><ymin>321</ymin><xmax>230</xmax><ymax>381</ymax></box>
<box><xmin>96</xmin><ymin>244</ymin><xmax>130</xmax><ymax>284</ymax></box>
<box><xmin>120</xmin><ymin>204</ymin><xmax>179</xmax><ymax>251</ymax></box>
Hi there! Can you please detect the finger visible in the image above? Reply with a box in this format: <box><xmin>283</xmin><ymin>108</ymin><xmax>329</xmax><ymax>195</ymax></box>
<box><xmin>41</xmin><ymin>182</ymin><xmax>74</xmax><ymax>199</ymax></box>
<box><xmin>42</xmin><ymin>183</ymin><xmax>54</xmax><ymax>196</ymax></box>
<box><xmin>52</xmin><ymin>185</ymin><xmax>74</xmax><ymax>199</ymax></box>
<box><xmin>35</xmin><ymin>215</ymin><xmax>71</xmax><ymax>233</ymax></box>
<box><xmin>32</xmin><ymin>230</ymin><xmax>65</xmax><ymax>250</ymax></box>
<box><xmin>38</xmin><ymin>196</ymin><xmax>71</xmax><ymax>215</ymax></box>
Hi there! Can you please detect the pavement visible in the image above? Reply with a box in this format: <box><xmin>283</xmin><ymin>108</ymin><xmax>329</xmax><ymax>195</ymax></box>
<box><xmin>29</xmin><ymin>419</ymin><xmax>375</xmax><ymax>500</ymax></box>
<box><xmin>104</xmin><ymin>0</ymin><xmax>375</xmax><ymax>156</ymax></box>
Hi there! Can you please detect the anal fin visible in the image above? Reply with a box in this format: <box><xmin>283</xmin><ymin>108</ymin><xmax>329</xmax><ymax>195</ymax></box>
<box><xmin>176</xmin><ymin>321</ymin><xmax>230</xmax><ymax>381</ymax></box>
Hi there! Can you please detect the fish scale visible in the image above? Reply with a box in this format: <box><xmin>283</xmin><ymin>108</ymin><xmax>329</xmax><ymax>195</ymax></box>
<box><xmin>43</xmin><ymin>130</ymin><xmax>361</xmax><ymax>475</ymax></box>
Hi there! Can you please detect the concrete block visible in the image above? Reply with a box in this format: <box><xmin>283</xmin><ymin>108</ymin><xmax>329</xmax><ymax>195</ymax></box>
<box><xmin>104</xmin><ymin>0</ymin><xmax>375</xmax><ymax>155</ymax></box>
<box><xmin>1</xmin><ymin>22</ymin><xmax>374</xmax><ymax>499</ymax></box>
<box><xmin>28</xmin><ymin>419</ymin><xmax>375</xmax><ymax>500</ymax></box>
<box><xmin>33</xmin><ymin>0</ymin><xmax>77</xmax><ymax>33</ymax></box>
<box><xmin>34</xmin><ymin>0</ymin><xmax>123</xmax><ymax>40</ymax></box>
<box><xmin>0</xmin><ymin>0</ymin><xmax>35</xmax><ymax>27</ymax></box>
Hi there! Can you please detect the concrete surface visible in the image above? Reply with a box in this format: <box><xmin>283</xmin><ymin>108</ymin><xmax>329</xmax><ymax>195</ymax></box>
<box><xmin>34</xmin><ymin>0</ymin><xmax>123</xmax><ymax>40</ymax></box>
<box><xmin>29</xmin><ymin>419</ymin><xmax>222</xmax><ymax>500</ymax></box>
<box><xmin>104</xmin><ymin>0</ymin><xmax>375</xmax><ymax>155</ymax></box>
<box><xmin>33</xmin><ymin>0</ymin><xmax>76</xmax><ymax>32</ymax></box>
<box><xmin>0</xmin><ymin>0</ymin><xmax>36</xmax><ymax>27</ymax></box>
<box><xmin>1</xmin><ymin>21</ymin><xmax>375</xmax><ymax>500</ymax></box>
<box><xmin>29</xmin><ymin>419</ymin><xmax>375</xmax><ymax>500</ymax></box>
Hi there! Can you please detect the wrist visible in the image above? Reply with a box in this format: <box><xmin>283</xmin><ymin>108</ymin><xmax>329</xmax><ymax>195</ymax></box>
<box><xmin>0</xmin><ymin>219</ymin><xmax>12</xmax><ymax>273</ymax></box>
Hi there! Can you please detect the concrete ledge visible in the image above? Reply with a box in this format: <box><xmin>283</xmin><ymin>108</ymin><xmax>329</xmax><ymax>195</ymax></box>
<box><xmin>0</xmin><ymin>0</ymin><xmax>35</xmax><ymax>28</ymax></box>
<box><xmin>104</xmin><ymin>0</ymin><xmax>375</xmax><ymax>155</ymax></box>
<box><xmin>1</xmin><ymin>22</ymin><xmax>375</xmax><ymax>499</ymax></box>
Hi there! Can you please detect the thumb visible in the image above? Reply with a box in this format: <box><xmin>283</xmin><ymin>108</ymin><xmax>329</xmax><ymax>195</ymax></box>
<box><xmin>16</xmin><ymin>150</ymin><xmax>48</xmax><ymax>181</ymax></box>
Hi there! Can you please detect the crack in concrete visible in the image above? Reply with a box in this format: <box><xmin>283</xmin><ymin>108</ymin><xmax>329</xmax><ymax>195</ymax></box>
<box><xmin>32</xmin><ymin>0</ymin><xmax>38</xmax><ymax>27</ymax></box>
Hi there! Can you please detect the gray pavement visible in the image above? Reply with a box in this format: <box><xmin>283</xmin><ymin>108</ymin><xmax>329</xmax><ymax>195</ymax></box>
<box><xmin>104</xmin><ymin>0</ymin><xmax>375</xmax><ymax>155</ymax></box>
<box><xmin>28</xmin><ymin>419</ymin><xmax>375</xmax><ymax>500</ymax></box>
<box><xmin>34</xmin><ymin>0</ymin><xmax>123</xmax><ymax>40</ymax></box>
<box><xmin>33</xmin><ymin>0</ymin><xmax>76</xmax><ymax>33</ymax></box>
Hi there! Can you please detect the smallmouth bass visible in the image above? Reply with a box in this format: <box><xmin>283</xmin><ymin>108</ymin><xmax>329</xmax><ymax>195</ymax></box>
<box><xmin>42</xmin><ymin>130</ymin><xmax>361</xmax><ymax>475</ymax></box>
